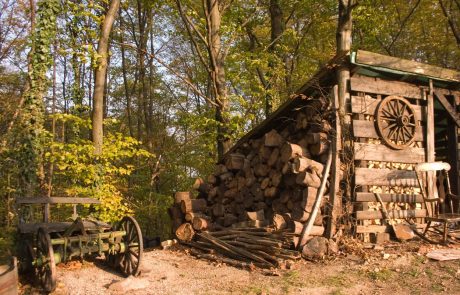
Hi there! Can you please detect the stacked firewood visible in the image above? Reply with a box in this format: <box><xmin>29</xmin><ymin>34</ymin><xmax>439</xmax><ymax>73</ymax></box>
<box><xmin>172</xmin><ymin>97</ymin><xmax>333</xmax><ymax>251</ymax></box>
<box><xmin>186</xmin><ymin>227</ymin><xmax>301</xmax><ymax>269</ymax></box>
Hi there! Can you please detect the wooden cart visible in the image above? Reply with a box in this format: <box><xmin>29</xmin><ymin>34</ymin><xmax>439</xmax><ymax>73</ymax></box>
<box><xmin>16</xmin><ymin>197</ymin><xmax>143</xmax><ymax>293</ymax></box>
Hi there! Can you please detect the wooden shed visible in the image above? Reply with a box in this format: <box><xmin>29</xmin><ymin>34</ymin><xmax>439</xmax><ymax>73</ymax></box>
<box><xmin>217</xmin><ymin>50</ymin><xmax>460</xmax><ymax>241</ymax></box>
<box><xmin>179</xmin><ymin>50</ymin><xmax>460</xmax><ymax>247</ymax></box>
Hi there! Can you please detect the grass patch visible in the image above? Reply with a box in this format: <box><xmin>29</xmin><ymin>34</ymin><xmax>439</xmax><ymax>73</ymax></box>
<box><xmin>280</xmin><ymin>270</ymin><xmax>306</xmax><ymax>293</ymax></box>
<box><xmin>244</xmin><ymin>285</ymin><xmax>269</xmax><ymax>295</ymax></box>
<box><xmin>367</xmin><ymin>268</ymin><xmax>393</xmax><ymax>282</ymax></box>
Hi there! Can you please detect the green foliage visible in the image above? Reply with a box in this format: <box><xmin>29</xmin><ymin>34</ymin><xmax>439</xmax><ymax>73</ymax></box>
<box><xmin>18</xmin><ymin>0</ymin><xmax>60</xmax><ymax>192</ymax></box>
<box><xmin>46</xmin><ymin>115</ymin><xmax>154</xmax><ymax>222</ymax></box>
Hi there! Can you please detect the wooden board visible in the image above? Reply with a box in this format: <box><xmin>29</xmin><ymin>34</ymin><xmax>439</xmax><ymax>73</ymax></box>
<box><xmin>16</xmin><ymin>197</ymin><xmax>101</xmax><ymax>205</ymax></box>
<box><xmin>354</xmin><ymin>142</ymin><xmax>425</xmax><ymax>163</ymax></box>
<box><xmin>355</xmin><ymin>50</ymin><xmax>460</xmax><ymax>82</ymax></box>
<box><xmin>355</xmin><ymin>209</ymin><xmax>427</xmax><ymax>220</ymax></box>
<box><xmin>355</xmin><ymin>192</ymin><xmax>423</xmax><ymax>203</ymax></box>
<box><xmin>355</xmin><ymin>168</ymin><xmax>418</xmax><ymax>187</ymax></box>
<box><xmin>356</xmin><ymin>223</ymin><xmax>426</xmax><ymax>233</ymax></box>
<box><xmin>352</xmin><ymin>120</ymin><xmax>424</xmax><ymax>142</ymax></box>
<box><xmin>18</xmin><ymin>221</ymin><xmax>111</xmax><ymax>234</ymax></box>
<box><xmin>350</xmin><ymin>75</ymin><xmax>423</xmax><ymax>100</ymax></box>
<box><xmin>351</xmin><ymin>95</ymin><xmax>423</xmax><ymax>120</ymax></box>
<box><xmin>0</xmin><ymin>257</ymin><xmax>18</xmax><ymax>295</ymax></box>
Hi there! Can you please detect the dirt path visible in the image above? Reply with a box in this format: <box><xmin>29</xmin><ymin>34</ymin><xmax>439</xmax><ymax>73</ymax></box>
<box><xmin>20</xmin><ymin>244</ymin><xmax>460</xmax><ymax>295</ymax></box>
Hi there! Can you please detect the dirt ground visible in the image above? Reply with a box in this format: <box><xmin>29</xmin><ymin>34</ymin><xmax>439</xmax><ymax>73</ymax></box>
<box><xmin>19</xmin><ymin>241</ymin><xmax>460</xmax><ymax>295</ymax></box>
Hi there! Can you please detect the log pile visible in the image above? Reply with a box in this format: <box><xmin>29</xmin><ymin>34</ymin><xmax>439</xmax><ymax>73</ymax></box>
<box><xmin>171</xmin><ymin>97</ymin><xmax>336</xmax><ymax>266</ymax></box>
<box><xmin>186</xmin><ymin>227</ymin><xmax>301</xmax><ymax>269</ymax></box>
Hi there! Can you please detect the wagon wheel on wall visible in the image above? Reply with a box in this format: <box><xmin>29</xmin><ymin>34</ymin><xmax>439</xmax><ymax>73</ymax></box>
<box><xmin>376</xmin><ymin>95</ymin><xmax>417</xmax><ymax>150</ymax></box>
<box><xmin>113</xmin><ymin>216</ymin><xmax>144</xmax><ymax>276</ymax></box>
<box><xmin>36</xmin><ymin>227</ymin><xmax>57</xmax><ymax>293</ymax></box>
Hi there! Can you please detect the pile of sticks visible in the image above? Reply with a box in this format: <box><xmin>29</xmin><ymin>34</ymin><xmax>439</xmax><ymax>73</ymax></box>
<box><xmin>186</xmin><ymin>227</ymin><xmax>301</xmax><ymax>269</ymax></box>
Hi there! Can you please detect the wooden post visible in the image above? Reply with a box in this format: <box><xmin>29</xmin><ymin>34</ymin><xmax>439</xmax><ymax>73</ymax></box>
<box><xmin>446</xmin><ymin>94</ymin><xmax>460</xmax><ymax>211</ymax></box>
<box><xmin>426</xmin><ymin>80</ymin><xmax>437</xmax><ymax>215</ymax></box>
<box><xmin>325</xmin><ymin>85</ymin><xmax>342</xmax><ymax>238</ymax></box>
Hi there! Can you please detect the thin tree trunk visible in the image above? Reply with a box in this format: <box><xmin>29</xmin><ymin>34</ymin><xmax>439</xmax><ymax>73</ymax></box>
<box><xmin>92</xmin><ymin>0</ymin><xmax>120</xmax><ymax>155</ymax></box>
<box><xmin>120</xmin><ymin>18</ymin><xmax>134</xmax><ymax>137</ymax></box>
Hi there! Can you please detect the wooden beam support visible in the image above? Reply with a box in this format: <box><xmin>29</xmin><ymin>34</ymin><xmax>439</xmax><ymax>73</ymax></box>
<box><xmin>350</xmin><ymin>75</ymin><xmax>424</xmax><ymax>99</ymax></box>
<box><xmin>355</xmin><ymin>192</ymin><xmax>423</xmax><ymax>203</ymax></box>
<box><xmin>353</xmin><ymin>120</ymin><xmax>424</xmax><ymax>141</ymax></box>
<box><xmin>434</xmin><ymin>91</ymin><xmax>460</xmax><ymax>128</ymax></box>
<box><xmin>354</xmin><ymin>142</ymin><xmax>425</xmax><ymax>163</ymax></box>
<box><xmin>355</xmin><ymin>209</ymin><xmax>427</xmax><ymax>220</ymax></box>
<box><xmin>355</xmin><ymin>168</ymin><xmax>417</xmax><ymax>187</ymax></box>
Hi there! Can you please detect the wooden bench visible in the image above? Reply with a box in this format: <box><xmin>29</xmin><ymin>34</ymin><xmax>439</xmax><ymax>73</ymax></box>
<box><xmin>17</xmin><ymin>197</ymin><xmax>105</xmax><ymax>233</ymax></box>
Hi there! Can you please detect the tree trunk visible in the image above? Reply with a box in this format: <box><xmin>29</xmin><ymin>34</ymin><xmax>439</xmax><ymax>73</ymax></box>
<box><xmin>92</xmin><ymin>0</ymin><xmax>120</xmax><ymax>155</ymax></box>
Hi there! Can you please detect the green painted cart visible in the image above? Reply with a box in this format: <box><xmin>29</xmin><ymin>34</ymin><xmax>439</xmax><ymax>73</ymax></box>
<box><xmin>16</xmin><ymin>197</ymin><xmax>143</xmax><ymax>293</ymax></box>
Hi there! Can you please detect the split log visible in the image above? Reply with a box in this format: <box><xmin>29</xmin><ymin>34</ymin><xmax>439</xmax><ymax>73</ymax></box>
<box><xmin>225</xmin><ymin>153</ymin><xmax>245</xmax><ymax>170</ymax></box>
<box><xmin>270</xmin><ymin>170</ymin><xmax>283</xmax><ymax>187</ymax></box>
<box><xmin>185</xmin><ymin>212</ymin><xmax>207</xmax><ymax>222</ymax></box>
<box><xmin>254</xmin><ymin>164</ymin><xmax>269</xmax><ymax>177</ymax></box>
<box><xmin>296</xmin><ymin>171</ymin><xmax>321</xmax><ymax>188</ymax></box>
<box><xmin>260</xmin><ymin>177</ymin><xmax>270</xmax><ymax>190</ymax></box>
<box><xmin>267</xmin><ymin>148</ymin><xmax>280</xmax><ymax>167</ymax></box>
<box><xmin>181</xmin><ymin>198</ymin><xmax>207</xmax><ymax>213</ymax></box>
<box><xmin>246</xmin><ymin>210</ymin><xmax>265</xmax><ymax>221</ymax></box>
<box><xmin>175</xmin><ymin>191</ymin><xmax>191</xmax><ymax>204</ymax></box>
<box><xmin>176</xmin><ymin>223</ymin><xmax>195</xmax><ymax>242</ymax></box>
<box><xmin>214</xmin><ymin>164</ymin><xmax>228</xmax><ymax>175</ymax></box>
<box><xmin>264</xmin><ymin>129</ymin><xmax>284</xmax><ymax>147</ymax></box>
<box><xmin>280</xmin><ymin>142</ymin><xmax>310</xmax><ymax>162</ymax></box>
<box><xmin>288</xmin><ymin>220</ymin><xmax>324</xmax><ymax>236</ymax></box>
<box><xmin>273</xmin><ymin>214</ymin><xmax>287</xmax><ymax>230</ymax></box>
<box><xmin>231</xmin><ymin>220</ymin><xmax>268</xmax><ymax>228</ymax></box>
<box><xmin>207</xmin><ymin>174</ymin><xmax>217</xmax><ymax>185</ymax></box>
<box><xmin>264</xmin><ymin>187</ymin><xmax>278</xmax><ymax>198</ymax></box>
<box><xmin>192</xmin><ymin>217</ymin><xmax>210</xmax><ymax>231</ymax></box>
<box><xmin>292</xmin><ymin>156</ymin><xmax>324</xmax><ymax>174</ymax></box>
<box><xmin>306</xmin><ymin>132</ymin><xmax>328</xmax><ymax>145</ymax></box>
<box><xmin>224</xmin><ymin>214</ymin><xmax>239</xmax><ymax>227</ymax></box>
<box><xmin>212</xmin><ymin>203</ymin><xmax>225</xmax><ymax>217</ymax></box>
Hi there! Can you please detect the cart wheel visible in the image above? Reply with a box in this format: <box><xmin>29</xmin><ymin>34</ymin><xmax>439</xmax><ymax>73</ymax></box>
<box><xmin>18</xmin><ymin>238</ymin><xmax>35</xmax><ymax>274</ymax></box>
<box><xmin>36</xmin><ymin>227</ymin><xmax>57</xmax><ymax>293</ymax></box>
<box><xmin>117</xmin><ymin>216</ymin><xmax>143</xmax><ymax>276</ymax></box>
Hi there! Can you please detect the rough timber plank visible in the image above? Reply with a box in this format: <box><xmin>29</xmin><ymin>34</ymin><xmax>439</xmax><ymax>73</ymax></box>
<box><xmin>355</xmin><ymin>50</ymin><xmax>460</xmax><ymax>82</ymax></box>
<box><xmin>350</xmin><ymin>75</ymin><xmax>423</xmax><ymax>99</ymax></box>
<box><xmin>355</xmin><ymin>192</ymin><xmax>423</xmax><ymax>203</ymax></box>
<box><xmin>352</xmin><ymin>120</ymin><xmax>424</xmax><ymax>142</ymax></box>
<box><xmin>355</xmin><ymin>168</ymin><xmax>418</xmax><ymax>187</ymax></box>
<box><xmin>356</xmin><ymin>209</ymin><xmax>427</xmax><ymax>220</ymax></box>
<box><xmin>354</xmin><ymin>142</ymin><xmax>425</xmax><ymax>163</ymax></box>
<box><xmin>351</xmin><ymin>95</ymin><xmax>423</xmax><ymax>119</ymax></box>
<box><xmin>356</xmin><ymin>223</ymin><xmax>426</xmax><ymax>233</ymax></box>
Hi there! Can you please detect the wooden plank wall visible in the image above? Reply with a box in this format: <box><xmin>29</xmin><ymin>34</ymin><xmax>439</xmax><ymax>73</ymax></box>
<box><xmin>350</xmin><ymin>75</ymin><xmax>428</xmax><ymax>240</ymax></box>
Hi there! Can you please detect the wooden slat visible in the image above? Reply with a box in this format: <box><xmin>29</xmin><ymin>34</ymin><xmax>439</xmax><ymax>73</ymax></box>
<box><xmin>350</xmin><ymin>75</ymin><xmax>423</xmax><ymax>99</ymax></box>
<box><xmin>355</xmin><ymin>50</ymin><xmax>460</xmax><ymax>82</ymax></box>
<box><xmin>355</xmin><ymin>209</ymin><xmax>427</xmax><ymax>220</ymax></box>
<box><xmin>356</xmin><ymin>225</ymin><xmax>389</xmax><ymax>233</ymax></box>
<box><xmin>356</xmin><ymin>223</ymin><xmax>426</xmax><ymax>233</ymax></box>
<box><xmin>355</xmin><ymin>192</ymin><xmax>423</xmax><ymax>203</ymax></box>
<box><xmin>16</xmin><ymin>197</ymin><xmax>101</xmax><ymax>205</ymax></box>
<box><xmin>355</xmin><ymin>168</ymin><xmax>418</xmax><ymax>187</ymax></box>
<box><xmin>352</xmin><ymin>120</ymin><xmax>424</xmax><ymax>142</ymax></box>
<box><xmin>351</xmin><ymin>95</ymin><xmax>423</xmax><ymax>120</ymax></box>
<box><xmin>18</xmin><ymin>221</ymin><xmax>111</xmax><ymax>234</ymax></box>
<box><xmin>434</xmin><ymin>91</ymin><xmax>460</xmax><ymax>127</ymax></box>
<box><xmin>354</xmin><ymin>142</ymin><xmax>425</xmax><ymax>163</ymax></box>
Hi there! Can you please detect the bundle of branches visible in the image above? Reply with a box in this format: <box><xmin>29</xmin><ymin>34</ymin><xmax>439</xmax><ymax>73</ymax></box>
<box><xmin>186</xmin><ymin>227</ymin><xmax>301</xmax><ymax>269</ymax></box>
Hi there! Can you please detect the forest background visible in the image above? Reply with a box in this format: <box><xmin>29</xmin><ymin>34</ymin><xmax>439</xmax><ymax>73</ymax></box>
<box><xmin>0</xmin><ymin>0</ymin><xmax>459</xmax><ymax>259</ymax></box>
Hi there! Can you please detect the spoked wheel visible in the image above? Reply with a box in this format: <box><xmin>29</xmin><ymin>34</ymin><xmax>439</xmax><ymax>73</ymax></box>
<box><xmin>36</xmin><ymin>227</ymin><xmax>57</xmax><ymax>293</ymax></box>
<box><xmin>376</xmin><ymin>95</ymin><xmax>417</xmax><ymax>150</ymax></box>
<box><xmin>115</xmin><ymin>216</ymin><xmax>143</xmax><ymax>276</ymax></box>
